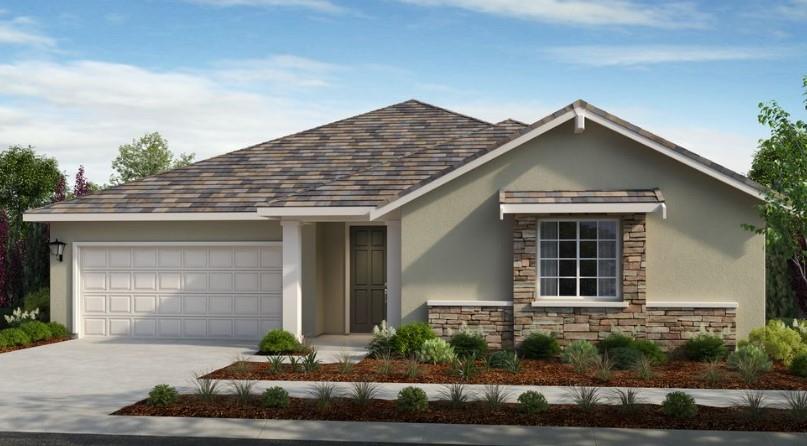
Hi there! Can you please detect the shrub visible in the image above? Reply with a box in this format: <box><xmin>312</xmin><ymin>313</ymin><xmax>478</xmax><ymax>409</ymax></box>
<box><xmin>262</xmin><ymin>386</ymin><xmax>289</xmax><ymax>408</ymax></box>
<box><xmin>728</xmin><ymin>344</ymin><xmax>773</xmax><ymax>385</ymax></box>
<box><xmin>230</xmin><ymin>380</ymin><xmax>255</xmax><ymax>405</ymax></box>
<box><xmin>349</xmin><ymin>381</ymin><xmax>379</xmax><ymax>406</ymax></box>
<box><xmin>19</xmin><ymin>321</ymin><xmax>51</xmax><ymax>342</ymax></box>
<box><xmin>22</xmin><ymin>288</ymin><xmax>49</xmax><ymax>318</ymax></box>
<box><xmin>632</xmin><ymin>356</ymin><xmax>654</xmax><ymax>380</ymax></box>
<box><xmin>405</xmin><ymin>358</ymin><xmax>420</xmax><ymax>379</ymax></box>
<box><xmin>396</xmin><ymin>386</ymin><xmax>428</xmax><ymax>412</ymax></box>
<box><xmin>745</xmin><ymin>320</ymin><xmax>807</xmax><ymax>366</ymax></box>
<box><xmin>518</xmin><ymin>391</ymin><xmax>549</xmax><ymax>414</ymax></box>
<box><xmin>701</xmin><ymin>359</ymin><xmax>722</xmax><ymax>386</ymax></box>
<box><xmin>267</xmin><ymin>355</ymin><xmax>284</xmax><ymax>374</ymax></box>
<box><xmin>375</xmin><ymin>353</ymin><xmax>393</xmax><ymax>375</ymax></box>
<box><xmin>439</xmin><ymin>383</ymin><xmax>471</xmax><ymax>408</ymax></box>
<box><xmin>480</xmin><ymin>384</ymin><xmax>509</xmax><ymax>411</ymax></box>
<box><xmin>737</xmin><ymin>391</ymin><xmax>766</xmax><ymax>418</ymax></box>
<box><xmin>308</xmin><ymin>382</ymin><xmax>338</xmax><ymax>410</ymax></box>
<box><xmin>393</xmin><ymin>322</ymin><xmax>436</xmax><ymax>356</ymax></box>
<box><xmin>567</xmin><ymin>386</ymin><xmax>600</xmax><ymax>411</ymax></box>
<box><xmin>3</xmin><ymin>307</ymin><xmax>39</xmax><ymax>328</ymax></box>
<box><xmin>562</xmin><ymin>340</ymin><xmax>599</xmax><ymax>373</ymax></box>
<box><xmin>592</xmin><ymin>354</ymin><xmax>614</xmax><ymax>382</ymax></box>
<box><xmin>487</xmin><ymin>350</ymin><xmax>515</xmax><ymax>369</ymax></box>
<box><xmin>47</xmin><ymin>322</ymin><xmax>69</xmax><ymax>338</ymax></box>
<box><xmin>301</xmin><ymin>350</ymin><xmax>320</xmax><ymax>373</ymax></box>
<box><xmin>336</xmin><ymin>352</ymin><xmax>354</xmax><ymax>374</ymax></box>
<box><xmin>418</xmin><ymin>338</ymin><xmax>456</xmax><ymax>364</ymax></box>
<box><xmin>662</xmin><ymin>391</ymin><xmax>697</xmax><ymax>418</ymax></box>
<box><xmin>608</xmin><ymin>347</ymin><xmax>643</xmax><ymax>370</ymax></box>
<box><xmin>368</xmin><ymin>321</ymin><xmax>397</xmax><ymax>357</ymax></box>
<box><xmin>520</xmin><ymin>332</ymin><xmax>560</xmax><ymax>359</ymax></box>
<box><xmin>612</xmin><ymin>388</ymin><xmax>643</xmax><ymax>413</ymax></box>
<box><xmin>451</xmin><ymin>355</ymin><xmax>479</xmax><ymax>381</ymax></box>
<box><xmin>785</xmin><ymin>391</ymin><xmax>807</xmax><ymax>421</ymax></box>
<box><xmin>683</xmin><ymin>333</ymin><xmax>727</xmax><ymax>361</ymax></box>
<box><xmin>259</xmin><ymin>329</ymin><xmax>302</xmax><ymax>355</ymax></box>
<box><xmin>0</xmin><ymin>327</ymin><xmax>32</xmax><ymax>347</ymax></box>
<box><xmin>148</xmin><ymin>384</ymin><xmax>178</xmax><ymax>406</ymax></box>
<box><xmin>790</xmin><ymin>353</ymin><xmax>807</xmax><ymax>377</ymax></box>
<box><xmin>449</xmin><ymin>331</ymin><xmax>487</xmax><ymax>358</ymax></box>
<box><xmin>193</xmin><ymin>375</ymin><xmax>219</xmax><ymax>401</ymax></box>
<box><xmin>598</xmin><ymin>332</ymin><xmax>634</xmax><ymax>353</ymax></box>
<box><xmin>632</xmin><ymin>339</ymin><xmax>666</xmax><ymax>364</ymax></box>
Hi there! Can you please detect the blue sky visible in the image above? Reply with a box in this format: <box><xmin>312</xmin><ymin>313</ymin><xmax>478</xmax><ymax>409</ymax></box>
<box><xmin>0</xmin><ymin>0</ymin><xmax>805</xmax><ymax>185</ymax></box>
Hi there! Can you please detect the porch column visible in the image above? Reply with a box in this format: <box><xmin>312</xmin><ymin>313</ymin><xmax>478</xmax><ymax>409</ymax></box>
<box><xmin>281</xmin><ymin>219</ymin><xmax>302</xmax><ymax>339</ymax></box>
<box><xmin>386</xmin><ymin>220</ymin><xmax>402</xmax><ymax>327</ymax></box>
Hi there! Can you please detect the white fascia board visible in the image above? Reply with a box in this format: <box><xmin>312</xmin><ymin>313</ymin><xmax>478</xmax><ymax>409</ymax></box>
<box><xmin>23</xmin><ymin>212</ymin><xmax>265</xmax><ymax>222</ymax></box>
<box><xmin>369</xmin><ymin>111</ymin><xmax>577</xmax><ymax>220</ymax></box>
<box><xmin>257</xmin><ymin>207</ymin><xmax>373</xmax><ymax>218</ymax></box>
<box><xmin>585</xmin><ymin>113</ymin><xmax>765</xmax><ymax>201</ymax></box>
<box><xmin>500</xmin><ymin>202</ymin><xmax>665</xmax><ymax>219</ymax></box>
<box><xmin>531</xmin><ymin>300</ymin><xmax>628</xmax><ymax>308</ymax></box>
<box><xmin>427</xmin><ymin>299</ymin><xmax>513</xmax><ymax>307</ymax></box>
<box><xmin>646</xmin><ymin>301</ymin><xmax>738</xmax><ymax>309</ymax></box>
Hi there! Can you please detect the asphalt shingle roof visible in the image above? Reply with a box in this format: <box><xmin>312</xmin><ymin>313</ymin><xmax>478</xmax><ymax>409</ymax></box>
<box><xmin>500</xmin><ymin>189</ymin><xmax>664</xmax><ymax>205</ymax></box>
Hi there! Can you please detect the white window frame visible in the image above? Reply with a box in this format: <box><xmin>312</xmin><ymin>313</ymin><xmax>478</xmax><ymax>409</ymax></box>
<box><xmin>536</xmin><ymin>217</ymin><xmax>622</xmax><ymax>301</ymax></box>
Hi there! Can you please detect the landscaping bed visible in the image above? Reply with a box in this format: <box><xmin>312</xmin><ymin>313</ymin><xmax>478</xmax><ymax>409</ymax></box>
<box><xmin>205</xmin><ymin>358</ymin><xmax>807</xmax><ymax>390</ymax></box>
<box><xmin>114</xmin><ymin>395</ymin><xmax>807</xmax><ymax>432</ymax></box>
<box><xmin>0</xmin><ymin>335</ymin><xmax>71</xmax><ymax>354</ymax></box>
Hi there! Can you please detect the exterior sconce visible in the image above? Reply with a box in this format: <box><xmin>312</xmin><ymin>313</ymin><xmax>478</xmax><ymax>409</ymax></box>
<box><xmin>49</xmin><ymin>239</ymin><xmax>66</xmax><ymax>262</ymax></box>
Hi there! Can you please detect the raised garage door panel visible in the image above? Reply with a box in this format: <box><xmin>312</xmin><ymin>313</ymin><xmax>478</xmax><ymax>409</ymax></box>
<box><xmin>78</xmin><ymin>244</ymin><xmax>281</xmax><ymax>339</ymax></box>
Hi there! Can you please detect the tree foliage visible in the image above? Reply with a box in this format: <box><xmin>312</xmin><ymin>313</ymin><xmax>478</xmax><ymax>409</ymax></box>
<box><xmin>0</xmin><ymin>146</ymin><xmax>61</xmax><ymax>229</ymax></box>
<box><xmin>747</xmin><ymin>76</ymin><xmax>807</xmax><ymax>317</ymax></box>
<box><xmin>110</xmin><ymin>132</ymin><xmax>195</xmax><ymax>184</ymax></box>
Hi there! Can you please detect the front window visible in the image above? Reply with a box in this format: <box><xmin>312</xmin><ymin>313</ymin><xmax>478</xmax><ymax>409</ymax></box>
<box><xmin>538</xmin><ymin>219</ymin><xmax>619</xmax><ymax>299</ymax></box>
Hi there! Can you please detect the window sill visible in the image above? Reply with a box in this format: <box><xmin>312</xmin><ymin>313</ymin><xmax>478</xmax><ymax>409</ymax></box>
<box><xmin>427</xmin><ymin>299</ymin><xmax>513</xmax><ymax>307</ymax></box>
<box><xmin>531</xmin><ymin>300</ymin><xmax>628</xmax><ymax>308</ymax></box>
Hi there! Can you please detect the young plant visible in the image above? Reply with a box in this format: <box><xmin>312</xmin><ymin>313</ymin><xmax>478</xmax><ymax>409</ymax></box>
<box><xmin>592</xmin><ymin>354</ymin><xmax>613</xmax><ymax>382</ymax></box>
<box><xmin>632</xmin><ymin>356</ymin><xmax>654</xmax><ymax>380</ymax></box>
<box><xmin>701</xmin><ymin>359</ymin><xmax>723</xmax><ymax>387</ymax></box>
<box><xmin>736</xmin><ymin>391</ymin><xmax>766</xmax><ymax>418</ymax></box>
<box><xmin>418</xmin><ymin>338</ymin><xmax>456</xmax><ymax>364</ymax></box>
<box><xmin>438</xmin><ymin>383</ymin><xmax>471</xmax><ymax>409</ymax></box>
<box><xmin>784</xmin><ymin>391</ymin><xmax>807</xmax><ymax>421</ymax></box>
<box><xmin>302</xmin><ymin>350</ymin><xmax>321</xmax><ymax>373</ymax></box>
<box><xmin>287</xmin><ymin>355</ymin><xmax>302</xmax><ymax>373</ymax></box>
<box><xmin>683</xmin><ymin>333</ymin><xmax>727</xmax><ymax>361</ymax></box>
<box><xmin>396</xmin><ymin>386</ymin><xmax>428</xmax><ymax>412</ymax></box>
<box><xmin>520</xmin><ymin>332</ymin><xmax>560</xmax><ymax>359</ymax></box>
<box><xmin>267</xmin><ymin>355</ymin><xmax>284</xmax><ymax>374</ymax></box>
<box><xmin>790</xmin><ymin>352</ymin><xmax>807</xmax><ymax>377</ymax></box>
<box><xmin>451</xmin><ymin>355</ymin><xmax>479</xmax><ymax>381</ymax></box>
<box><xmin>393</xmin><ymin>322</ymin><xmax>436</xmax><ymax>356</ymax></box>
<box><xmin>745</xmin><ymin>320</ymin><xmax>805</xmax><ymax>366</ymax></box>
<box><xmin>662</xmin><ymin>391</ymin><xmax>697</xmax><ymax>419</ymax></box>
<box><xmin>233</xmin><ymin>355</ymin><xmax>250</xmax><ymax>374</ymax></box>
<box><xmin>449</xmin><ymin>328</ymin><xmax>488</xmax><ymax>359</ymax></box>
<box><xmin>562</xmin><ymin>340</ymin><xmax>599</xmax><ymax>373</ymax></box>
<box><xmin>503</xmin><ymin>352</ymin><xmax>521</xmax><ymax>373</ymax></box>
<box><xmin>336</xmin><ymin>352</ymin><xmax>354</xmax><ymax>374</ymax></box>
<box><xmin>567</xmin><ymin>386</ymin><xmax>600</xmax><ymax>411</ymax></box>
<box><xmin>405</xmin><ymin>358</ymin><xmax>421</xmax><ymax>379</ymax></box>
<box><xmin>368</xmin><ymin>321</ymin><xmax>397</xmax><ymax>358</ymax></box>
<box><xmin>193</xmin><ymin>374</ymin><xmax>219</xmax><ymax>401</ymax></box>
<box><xmin>230</xmin><ymin>380</ymin><xmax>255</xmax><ymax>406</ymax></box>
<box><xmin>147</xmin><ymin>384</ymin><xmax>178</xmax><ymax>406</ymax></box>
<box><xmin>349</xmin><ymin>381</ymin><xmax>379</xmax><ymax>406</ymax></box>
<box><xmin>611</xmin><ymin>388</ymin><xmax>643</xmax><ymax>414</ymax></box>
<box><xmin>480</xmin><ymin>384</ymin><xmax>510</xmax><ymax>412</ymax></box>
<box><xmin>728</xmin><ymin>344</ymin><xmax>773</xmax><ymax>385</ymax></box>
<box><xmin>259</xmin><ymin>329</ymin><xmax>303</xmax><ymax>355</ymax></box>
<box><xmin>308</xmin><ymin>382</ymin><xmax>338</xmax><ymax>411</ymax></box>
<box><xmin>376</xmin><ymin>352</ymin><xmax>394</xmax><ymax>375</ymax></box>
<box><xmin>262</xmin><ymin>386</ymin><xmax>289</xmax><ymax>409</ymax></box>
<box><xmin>517</xmin><ymin>391</ymin><xmax>549</xmax><ymax>414</ymax></box>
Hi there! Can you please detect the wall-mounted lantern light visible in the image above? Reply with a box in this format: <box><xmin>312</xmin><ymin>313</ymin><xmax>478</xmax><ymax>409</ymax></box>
<box><xmin>49</xmin><ymin>239</ymin><xmax>66</xmax><ymax>262</ymax></box>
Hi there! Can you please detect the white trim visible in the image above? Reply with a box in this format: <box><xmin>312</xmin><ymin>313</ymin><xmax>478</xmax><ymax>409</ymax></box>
<box><xmin>385</xmin><ymin>220</ymin><xmax>402</xmax><ymax>327</ymax></box>
<box><xmin>531</xmin><ymin>300</ymin><xmax>628</xmax><ymax>308</ymax></box>
<box><xmin>24</xmin><ymin>212</ymin><xmax>266</xmax><ymax>222</ymax></box>
<box><xmin>258</xmin><ymin>207</ymin><xmax>373</xmax><ymax>218</ymax></box>
<box><xmin>71</xmin><ymin>244</ymin><xmax>80</xmax><ymax>337</ymax></box>
<box><xmin>573</xmin><ymin>107</ymin><xmax>586</xmax><ymax>134</ymax></box>
<box><xmin>646</xmin><ymin>301</ymin><xmax>738</xmax><ymax>309</ymax></box>
<box><xmin>370</xmin><ymin>111</ymin><xmax>576</xmax><ymax>220</ymax></box>
<box><xmin>72</xmin><ymin>241</ymin><xmax>281</xmax><ymax>247</ymax></box>
<box><xmin>281</xmin><ymin>220</ymin><xmax>303</xmax><ymax>339</ymax></box>
<box><xmin>427</xmin><ymin>300</ymin><xmax>513</xmax><ymax>307</ymax></box>
<box><xmin>500</xmin><ymin>203</ymin><xmax>666</xmax><ymax>219</ymax></box>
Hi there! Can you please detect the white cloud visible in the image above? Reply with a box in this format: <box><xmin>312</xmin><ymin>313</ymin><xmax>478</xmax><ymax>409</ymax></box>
<box><xmin>0</xmin><ymin>16</ymin><xmax>55</xmax><ymax>47</ymax></box>
<box><xmin>400</xmin><ymin>0</ymin><xmax>710</xmax><ymax>28</ymax></box>
<box><xmin>213</xmin><ymin>55</ymin><xmax>342</xmax><ymax>87</ymax></box>
<box><xmin>186</xmin><ymin>0</ymin><xmax>344</xmax><ymax>13</ymax></box>
<box><xmin>544</xmin><ymin>45</ymin><xmax>784</xmax><ymax>66</ymax></box>
<box><xmin>777</xmin><ymin>0</ymin><xmax>807</xmax><ymax>19</ymax></box>
<box><xmin>0</xmin><ymin>59</ymin><xmax>362</xmax><ymax>184</ymax></box>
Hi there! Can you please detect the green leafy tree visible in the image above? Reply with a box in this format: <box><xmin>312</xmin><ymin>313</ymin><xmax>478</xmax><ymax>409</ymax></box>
<box><xmin>110</xmin><ymin>132</ymin><xmax>195</xmax><ymax>184</ymax></box>
<box><xmin>0</xmin><ymin>146</ymin><xmax>61</xmax><ymax>228</ymax></box>
<box><xmin>747</xmin><ymin>76</ymin><xmax>807</xmax><ymax>317</ymax></box>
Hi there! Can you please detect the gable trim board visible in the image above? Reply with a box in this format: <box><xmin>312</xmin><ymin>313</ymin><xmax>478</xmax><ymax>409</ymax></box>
<box><xmin>25</xmin><ymin>212</ymin><xmax>266</xmax><ymax>222</ymax></box>
<box><xmin>499</xmin><ymin>203</ymin><xmax>667</xmax><ymax>220</ymax></box>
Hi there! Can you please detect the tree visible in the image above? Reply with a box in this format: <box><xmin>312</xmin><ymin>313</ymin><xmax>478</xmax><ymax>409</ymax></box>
<box><xmin>747</xmin><ymin>76</ymin><xmax>807</xmax><ymax>317</ymax></box>
<box><xmin>110</xmin><ymin>132</ymin><xmax>195</xmax><ymax>184</ymax></box>
<box><xmin>74</xmin><ymin>165</ymin><xmax>90</xmax><ymax>197</ymax></box>
<box><xmin>0</xmin><ymin>210</ymin><xmax>7</xmax><ymax>308</ymax></box>
<box><xmin>54</xmin><ymin>174</ymin><xmax>66</xmax><ymax>202</ymax></box>
<box><xmin>0</xmin><ymin>146</ymin><xmax>61</xmax><ymax>229</ymax></box>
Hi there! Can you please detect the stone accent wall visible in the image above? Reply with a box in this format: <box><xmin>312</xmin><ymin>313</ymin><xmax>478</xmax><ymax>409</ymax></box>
<box><xmin>427</xmin><ymin>305</ymin><xmax>514</xmax><ymax>350</ymax></box>
<box><xmin>646</xmin><ymin>306</ymin><xmax>737</xmax><ymax>349</ymax></box>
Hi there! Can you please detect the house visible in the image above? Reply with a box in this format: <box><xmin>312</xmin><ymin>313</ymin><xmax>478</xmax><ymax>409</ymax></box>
<box><xmin>24</xmin><ymin>99</ymin><xmax>765</xmax><ymax>349</ymax></box>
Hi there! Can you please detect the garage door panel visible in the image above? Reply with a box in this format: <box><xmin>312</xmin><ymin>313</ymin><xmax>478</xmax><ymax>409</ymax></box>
<box><xmin>79</xmin><ymin>244</ymin><xmax>281</xmax><ymax>340</ymax></box>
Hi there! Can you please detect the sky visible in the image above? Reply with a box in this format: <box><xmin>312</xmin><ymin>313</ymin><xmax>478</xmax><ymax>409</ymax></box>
<box><xmin>0</xmin><ymin>0</ymin><xmax>805</xmax><ymax>186</ymax></box>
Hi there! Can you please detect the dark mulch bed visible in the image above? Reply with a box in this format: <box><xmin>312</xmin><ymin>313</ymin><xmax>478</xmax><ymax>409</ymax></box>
<box><xmin>114</xmin><ymin>395</ymin><xmax>807</xmax><ymax>432</ymax></box>
<box><xmin>0</xmin><ymin>337</ymin><xmax>71</xmax><ymax>354</ymax></box>
<box><xmin>204</xmin><ymin>358</ymin><xmax>807</xmax><ymax>390</ymax></box>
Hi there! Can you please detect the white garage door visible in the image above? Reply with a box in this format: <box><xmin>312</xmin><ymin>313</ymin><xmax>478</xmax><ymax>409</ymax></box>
<box><xmin>76</xmin><ymin>243</ymin><xmax>282</xmax><ymax>340</ymax></box>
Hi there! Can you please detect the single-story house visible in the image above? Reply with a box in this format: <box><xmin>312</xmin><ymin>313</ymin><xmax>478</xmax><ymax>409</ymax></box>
<box><xmin>24</xmin><ymin>99</ymin><xmax>765</xmax><ymax>349</ymax></box>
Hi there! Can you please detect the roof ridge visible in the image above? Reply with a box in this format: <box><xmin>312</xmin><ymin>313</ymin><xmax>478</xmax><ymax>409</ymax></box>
<box><xmin>404</xmin><ymin>99</ymin><xmax>493</xmax><ymax>126</ymax></box>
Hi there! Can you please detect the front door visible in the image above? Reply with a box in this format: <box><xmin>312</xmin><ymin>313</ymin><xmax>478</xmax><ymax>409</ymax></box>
<box><xmin>350</xmin><ymin>226</ymin><xmax>387</xmax><ymax>333</ymax></box>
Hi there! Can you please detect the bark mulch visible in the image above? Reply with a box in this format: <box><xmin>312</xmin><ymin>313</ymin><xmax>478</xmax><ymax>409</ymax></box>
<box><xmin>0</xmin><ymin>336</ymin><xmax>71</xmax><ymax>354</ymax></box>
<box><xmin>204</xmin><ymin>358</ymin><xmax>807</xmax><ymax>390</ymax></box>
<box><xmin>114</xmin><ymin>395</ymin><xmax>807</xmax><ymax>432</ymax></box>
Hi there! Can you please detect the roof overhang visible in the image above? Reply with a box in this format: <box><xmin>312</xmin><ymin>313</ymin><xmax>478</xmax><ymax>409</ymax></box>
<box><xmin>256</xmin><ymin>206</ymin><xmax>374</xmax><ymax>220</ymax></box>
<box><xmin>23</xmin><ymin>212</ymin><xmax>266</xmax><ymax>222</ymax></box>
<box><xmin>499</xmin><ymin>202</ymin><xmax>667</xmax><ymax>220</ymax></box>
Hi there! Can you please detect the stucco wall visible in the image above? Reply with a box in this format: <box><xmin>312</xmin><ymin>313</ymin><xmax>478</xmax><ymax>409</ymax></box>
<box><xmin>316</xmin><ymin>222</ymin><xmax>346</xmax><ymax>334</ymax></box>
<box><xmin>401</xmin><ymin>120</ymin><xmax>764</xmax><ymax>340</ymax></box>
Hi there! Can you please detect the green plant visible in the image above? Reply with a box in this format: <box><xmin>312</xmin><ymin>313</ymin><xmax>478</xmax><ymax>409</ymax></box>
<box><xmin>502</xmin><ymin>352</ymin><xmax>521</xmax><ymax>373</ymax></box>
<box><xmin>396</xmin><ymin>386</ymin><xmax>428</xmax><ymax>412</ymax></box>
<box><xmin>393</xmin><ymin>322</ymin><xmax>436</xmax><ymax>356</ymax></box>
<box><xmin>520</xmin><ymin>332</ymin><xmax>560</xmax><ymax>359</ymax></box>
<box><xmin>19</xmin><ymin>320</ymin><xmax>51</xmax><ymax>342</ymax></box>
<box><xmin>449</xmin><ymin>331</ymin><xmax>487</xmax><ymax>359</ymax></box>
<box><xmin>302</xmin><ymin>350</ymin><xmax>321</xmax><ymax>373</ymax></box>
<box><xmin>22</xmin><ymin>288</ymin><xmax>49</xmax><ymax>318</ymax></box>
<box><xmin>47</xmin><ymin>322</ymin><xmax>68</xmax><ymax>338</ymax></box>
<box><xmin>308</xmin><ymin>382</ymin><xmax>338</xmax><ymax>410</ymax></box>
<box><xmin>368</xmin><ymin>321</ymin><xmax>397</xmax><ymax>358</ymax></box>
<box><xmin>438</xmin><ymin>383</ymin><xmax>471</xmax><ymax>409</ymax></box>
<box><xmin>336</xmin><ymin>352</ymin><xmax>354</xmax><ymax>374</ymax></box>
<box><xmin>562</xmin><ymin>340</ymin><xmax>599</xmax><ymax>373</ymax></box>
<box><xmin>592</xmin><ymin>354</ymin><xmax>613</xmax><ymax>382</ymax></box>
<box><xmin>728</xmin><ymin>344</ymin><xmax>773</xmax><ymax>385</ymax></box>
<box><xmin>737</xmin><ymin>391</ymin><xmax>766</xmax><ymax>418</ymax></box>
<box><xmin>259</xmin><ymin>329</ymin><xmax>302</xmax><ymax>355</ymax></box>
<box><xmin>230</xmin><ymin>380</ymin><xmax>255</xmax><ymax>405</ymax></box>
<box><xmin>701</xmin><ymin>359</ymin><xmax>723</xmax><ymax>386</ymax></box>
<box><xmin>612</xmin><ymin>388</ymin><xmax>643</xmax><ymax>413</ymax></box>
<box><xmin>232</xmin><ymin>355</ymin><xmax>249</xmax><ymax>373</ymax></box>
<box><xmin>193</xmin><ymin>374</ymin><xmax>219</xmax><ymax>401</ymax></box>
<box><xmin>349</xmin><ymin>381</ymin><xmax>379</xmax><ymax>406</ymax></box>
<box><xmin>608</xmin><ymin>346</ymin><xmax>643</xmax><ymax>370</ymax></box>
<box><xmin>683</xmin><ymin>333</ymin><xmax>727</xmax><ymax>361</ymax></box>
<box><xmin>662</xmin><ymin>391</ymin><xmax>697</xmax><ymax>419</ymax></box>
<box><xmin>405</xmin><ymin>358</ymin><xmax>421</xmax><ymax>379</ymax></box>
<box><xmin>0</xmin><ymin>328</ymin><xmax>31</xmax><ymax>347</ymax></box>
<box><xmin>790</xmin><ymin>352</ymin><xmax>807</xmax><ymax>377</ymax></box>
<box><xmin>632</xmin><ymin>339</ymin><xmax>666</xmax><ymax>364</ymax></box>
<box><xmin>598</xmin><ymin>332</ymin><xmax>634</xmax><ymax>353</ymax></box>
<box><xmin>267</xmin><ymin>355</ymin><xmax>284</xmax><ymax>374</ymax></box>
<box><xmin>418</xmin><ymin>338</ymin><xmax>456</xmax><ymax>364</ymax></box>
<box><xmin>262</xmin><ymin>386</ymin><xmax>289</xmax><ymax>409</ymax></box>
<box><xmin>480</xmin><ymin>384</ymin><xmax>509</xmax><ymax>411</ymax></box>
<box><xmin>148</xmin><ymin>384</ymin><xmax>178</xmax><ymax>406</ymax></box>
<box><xmin>451</xmin><ymin>355</ymin><xmax>479</xmax><ymax>381</ymax></box>
<box><xmin>632</xmin><ymin>356</ymin><xmax>654</xmax><ymax>380</ymax></box>
<box><xmin>3</xmin><ymin>307</ymin><xmax>39</xmax><ymax>328</ymax></box>
<box><xmin>517</xmin><ymin>391</ymin><xmax>549</xmax><ymax>414</ymax></box>
<box><xmin>376</xmin><ymin>353</ymin><xmax>393</xmax><ymax>375</ymax></box>
<box><xmin>487</xmin><ymin>350</ymin><xmax>514</xmax><ymax>369</ymax></box>
<box><xmin>567</xmin><ymin>386</ymin><xmax>600</xmax><ymax>411</ymax></box>
<box><xmin>287</xmin><ymin>355</ymin><xmax>302</xmax><ymax>373</ymax></box>
<box><xmin>745</xmin><ymin>320</ymin><xmax>807</xmax><ymax>366</ymax></box>
<box><xmin>784</xmin><ymin>391</ymin><xmax>807</xmax><ymax>421</ymax></box>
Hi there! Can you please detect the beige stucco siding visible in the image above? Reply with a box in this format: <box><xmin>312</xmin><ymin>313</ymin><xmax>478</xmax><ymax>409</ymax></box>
<box><xmin>401</xmin><ymin>120</ymin><xmax>764</xmax><ymax>339</ymax></box>
<box><xmin>316</xmin><ymin>222</ymin><xmax>346</xmax><ymax>335</ymax></box>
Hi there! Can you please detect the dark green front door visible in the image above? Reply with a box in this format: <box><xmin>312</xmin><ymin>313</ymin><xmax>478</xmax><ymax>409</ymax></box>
<box><xmin>350</xmin><ymin>226</ymin><xmax>387</xmax><ymax>333</ymax></box>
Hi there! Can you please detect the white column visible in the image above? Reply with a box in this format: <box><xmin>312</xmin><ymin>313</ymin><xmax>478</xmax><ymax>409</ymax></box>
<box><xmin>386</xmin><ymin>220</ymin><xmax>402</xmax><ymax>327</ymax></box>
<box><xmin>281</xmin><ymin>220</ymin><xmax>303</xmax><ymax>339</ymax></box>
